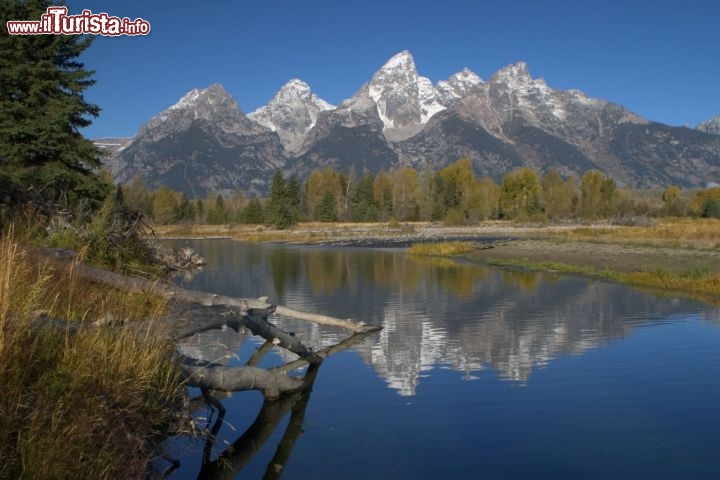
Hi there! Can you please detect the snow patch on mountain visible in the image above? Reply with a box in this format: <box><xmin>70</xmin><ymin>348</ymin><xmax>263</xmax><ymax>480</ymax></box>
<box><xmin>418</xmin><ymin>76</ymin><xmax>445</xmax><ymax>122</ymax></box>
<box><xmin>168</xmin><ymin>88</ymin><xmax>204</xmax><ymax>111</ymax></box>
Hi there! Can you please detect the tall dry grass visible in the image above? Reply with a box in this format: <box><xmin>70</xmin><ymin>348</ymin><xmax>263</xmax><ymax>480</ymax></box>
<box><xmin>0</xmin><ymin>231</ymin><xmax>186</xmax><ymax>479</ymax></box>
<box><xmin>552</xmin><ymin>218</ymin><xmax>720</xmax><ymax>249</ymax></box>
<box><xmin>407</xmin><ymin>241</ymin><xmax>479</xmax><ymax>256</ymax></box>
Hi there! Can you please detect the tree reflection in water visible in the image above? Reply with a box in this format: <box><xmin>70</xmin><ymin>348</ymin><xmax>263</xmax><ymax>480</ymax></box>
<box><xmin>196</xmin><ymin>362</ymin><xmax>321</xmax><ymax>480</ymax></box>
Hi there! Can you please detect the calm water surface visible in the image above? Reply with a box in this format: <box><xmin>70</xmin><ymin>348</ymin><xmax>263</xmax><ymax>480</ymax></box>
<box><xmin>164</xmin><ymin>239</ymin><xmax>720</xmax><ymax>479</ymax></box>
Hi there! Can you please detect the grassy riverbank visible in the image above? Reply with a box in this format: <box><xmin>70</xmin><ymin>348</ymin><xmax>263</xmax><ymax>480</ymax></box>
<box><xmin>483</xmin><ymin>256</ymin><xmax>720</xmax><ymax>304</ymax></box>
<box><xmin>545</xmin><ymin>217</ymin><xmax>720</xmax><ymax>249</ymax></box>
<box><xmin>465</xmin><ymin>219</ymin><xmax>720</xmax><ymax>303</ymax></box>
<box><xmin>0</xmin><ymin>233</ymin><xmax>186</xmax><ymax>479</ymax></box>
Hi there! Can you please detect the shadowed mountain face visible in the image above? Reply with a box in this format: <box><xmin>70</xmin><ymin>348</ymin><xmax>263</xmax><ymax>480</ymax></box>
<box><xmin>108</xmin><ymin>84</ymin><xmax>285</xmax><ymax>197</ymax></box>
<box><xmin>102</xmin><ymin>53</ymin><xmax>720</xmax><ymax>195</ymax></box>
<box><xmin>290</xmin><ymin>85</ymin><xmax>400</xmax><ymax>177</ymax></box>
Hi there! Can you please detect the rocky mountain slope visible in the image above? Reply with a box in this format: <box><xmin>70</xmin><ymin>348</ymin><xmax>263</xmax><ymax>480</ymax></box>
<box><xmin>103</xmin><ymin>52</ymin><xmax>720</xmax><ymax>196</ymax></box>
<box><xmin>396</xmin><ymin>61</ymin><xmax>720</xmax><ymax>187</ymax></box>
<box><xmin>108</xmin><ymin>84</ymin><xmax>285</xmax><ymax>197</ymax></box>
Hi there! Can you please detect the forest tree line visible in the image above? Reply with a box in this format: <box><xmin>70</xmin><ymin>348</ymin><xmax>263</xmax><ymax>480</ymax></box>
<box><xmin>120</xmin><ymin>159</ymin><xmax>720</xmax><ymax>228</ymax></box>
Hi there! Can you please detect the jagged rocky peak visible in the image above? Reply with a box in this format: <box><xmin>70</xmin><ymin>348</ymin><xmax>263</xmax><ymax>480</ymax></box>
<box><xmin>484</xmin><ymin>61</ymin><xmax>564</xmax><ymax>125</ymax></box>
<box><xmin>698</xmin><ymin>115</ymin><xmax>720</xmax><ymax>135</ymax></box>
<box><xmin>489</xmin><ymin>61</ymin><xmax>555</xmax><ymax>99</ymax></box>
<box><xmin>369</xmin><ymin>50</ymin><xmax>446</xmax><ymax>131</ymax></box>
<box><xmin>436</xmin><ymin>67</ymin><xmax>484</xmax><ymax>106</ymax></box>
<box><xmin>167</xmin><ymin>83</ymin><xmax>235</xmax><ymax>115</ymax></box>
<box><xmin>493</xmin><ymin>61</ymin><xmax>532</xmax><ymax>82</ymax></box>
<box><xmin>368</xmin><ymin>51</ymin><xmax>484</xmax><ymax>136</ymax></box>
<box><xmin>248</xmin><ymin>78</ymin><xmax>334</xmax><ymax>152</ymax></box>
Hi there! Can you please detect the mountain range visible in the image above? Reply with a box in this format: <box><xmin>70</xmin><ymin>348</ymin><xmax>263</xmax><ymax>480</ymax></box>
<box><xmin>101</xmin><ymin>50</ymin><xmax>720</xmax><ymax>197</ymax></box>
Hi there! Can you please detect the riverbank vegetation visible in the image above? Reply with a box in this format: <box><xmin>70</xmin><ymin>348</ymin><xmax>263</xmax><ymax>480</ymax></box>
<box><xmin>546</xmin><ymin>217</ymin><xmax>720</xmax><ymax>249</ymax></box>
<box><xmin>485</xmin><ymin>256</ymin><xmax>720</xmax><ymax>305</ymax></box>
<box><xmin>0</xmin><ymin>3</ymin><xmax>189</xmax><ymax>477</ymax></box>
<box><xmin>408</xmin><ymin>241</ymin><xmax>480</xmax><ymax>256</ymax></box>
<box><xmin>0</xmin><ymin>232</ymin><xmax>185</xmax><ymax>479</ymax></box>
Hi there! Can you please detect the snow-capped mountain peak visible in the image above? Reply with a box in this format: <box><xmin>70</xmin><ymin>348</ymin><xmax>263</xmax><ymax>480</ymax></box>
<box><xmin>449</xmin><ymin>68</ymin><xmax>483</xmax><ymax>89</ymax></box>
<box><xmin>166</xmin><ymin>83</ymin><xmax>228</xmax><ymax>112</ymax></box>
<box><xmin>168</xmin><ymin>88</ymin><xmax>204</xmax><ymax>111</ymax></box>
<box><xmin>494</xmin><ymin>61</ymin><xmax>533</xmax><ymax>82</ymax></box>
<box><xmin>436</xmin><ymin>68</ymin><xmax>484</xmax><ymax>106</ymax></box>
<box><xmin>368</xmin><ymin>50</ymin><xmax>446</xmax><ymax>132</ymax></box>
<box><xmin>257</xmin><ymin>78</ymin><xmax>334</xmax><ymax>114</ymax></box>
<box><xmin>248</xmin><ymin>78</ymin><xmax>334</xmax><ymax>153</ymax></box>
<box><xmin>380</xmin><ymin>49</ymin><xmax>416</xmax><ymax>72</ymax></box>
<box><xmin>141</xmin><ymin>83</ymin><xmax>265</xmax><ymax>137</ymax></box>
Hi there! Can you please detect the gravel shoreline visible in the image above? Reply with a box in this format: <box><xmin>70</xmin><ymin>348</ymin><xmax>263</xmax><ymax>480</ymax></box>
<box><xmin>305</xmin><ymin>234</ymin><xmax>511</xmax><ymax>248</ymax></box>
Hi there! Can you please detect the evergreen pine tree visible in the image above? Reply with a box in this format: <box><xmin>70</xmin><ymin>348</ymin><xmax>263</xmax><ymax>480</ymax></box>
<box><xmin>350</xmin><ymin>173</ymin><xmax>378</xmax><ymax>222</ymax></box>
<box><xmin>286</xmin><ymin>174</ymin><xmax>302</xmax><ymax>219</ymax></box>
<box><xmin>195</xmin><ymin>198</ymin><xmax>205</xmax><ymax>222</ymax></box>
<box><xmin>0</xmin><ymin>0</ymin><xmax>109</xmax><ymax>211</ymax></box>
<box><xmin>266</xmin><ymin>170</ymin><xmax>295</xmax><ymax>229</ymax></box>
<box><xmin>175</xmin><ymin>193</ymin><xmax>195</xmax><ymax>222</ymax></box>
<box><xmin>207</xmin><ymin>194</ymin><xmax>228</xmax><ymax>224</ymax></box>
<box><xmin>316</xmin><ymin>191</ymin><xmax>338</xmax><ymax>222</ymax></box>
<box><xmin>701</xmin><ymin>197</ymin><xmax>720</xmax><ymax>219</ymax></box>
<box><xmin>240</xmin><ymin>198</ymin><xmax>264</xmax><ymax>224</ymax></box>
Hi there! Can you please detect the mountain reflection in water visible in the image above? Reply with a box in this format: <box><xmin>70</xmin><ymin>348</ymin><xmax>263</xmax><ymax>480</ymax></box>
<box><xmin>171</xmin><ymin>240</ymin><xmax>718</xmax><ymax>396</ymax></box>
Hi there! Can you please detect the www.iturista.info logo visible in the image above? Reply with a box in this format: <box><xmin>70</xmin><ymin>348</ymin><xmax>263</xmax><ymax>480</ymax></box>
<box><xmin>6</xmin><ymin>6</ymin><xmax>150</xmax><ymax>36</ymax></box>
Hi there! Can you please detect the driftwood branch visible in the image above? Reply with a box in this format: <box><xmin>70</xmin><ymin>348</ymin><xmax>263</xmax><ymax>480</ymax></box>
<box><xmin>172</xmin><ymin>305</ymin><xmax>314</xmax><ymax>399</ymax></box>
<box><xmin>39</xmin><ymin>248</ymin><xmax>372</xmax><ymax>333</ymax></box>
<box><xmin>273</xmin><ymin>329</ymin><xmax>379</xmax><ymax>374</ymax></box>
<box><xmin>25</xmin><ymin>247</ymin><xmax>386</xmax><ymax>478</ymax></box>
<box><xmin>180</xmin><ymin>355</ymin><xmax>304</xmax><ymax>401</ymax></box>
<box><xmin>167</xmin><ymin>304</ymin><xmax>314</xmax><ymax>358</ymax></box>
<box><xmin>198</xmin><ymin>363</ymin><xmax>322</xmax><ymax>479</ymax></box>
<box><xmin>262</xmin><ymin>363</ymin><xmax>320</xmax><ymax>480</ymax></box>
<box><xmin>176</xmin><ymin>308</ymin><xmax>376</xmax><ymax>399</ymax></box>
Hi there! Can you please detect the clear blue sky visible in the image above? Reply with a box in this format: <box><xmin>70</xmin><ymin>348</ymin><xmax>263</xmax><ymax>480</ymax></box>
<box><xmin>67</xmin><ymin>0</ymin><xmax>720</xmax><ymax>138</ymax></box>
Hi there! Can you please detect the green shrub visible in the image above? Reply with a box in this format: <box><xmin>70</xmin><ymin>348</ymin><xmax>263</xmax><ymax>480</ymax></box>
<box><xmin>443</xmin><ymin>208</ymin><xmax>466</xmax><ymax>226</ymax></box>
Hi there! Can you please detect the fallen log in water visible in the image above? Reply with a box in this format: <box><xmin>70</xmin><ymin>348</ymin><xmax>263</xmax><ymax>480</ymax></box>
<box><xmin>39</xmin><ymin>248</ymin><xmax>373</xmax><ymax>333</ymax></box>
<box><xmin>179</xmin><ymin>356</ymin><xmax>305</xmax><ymax>400</ymax></box>
<box><xmin>173</xmin><ymin>306</ymin><xmax>379</xmax><ymax>399</ymax></box>
<box><xmin>32</xmin><ymin>248</ymin><xmax>382</xmax><ymax>401</ymax></box>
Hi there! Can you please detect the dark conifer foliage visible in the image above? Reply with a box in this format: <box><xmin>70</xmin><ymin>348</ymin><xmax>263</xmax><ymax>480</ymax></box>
<box><xmin>0</xmin><ymin>0</ymin><xmax>108</xmax><ymax>213</ymax></box>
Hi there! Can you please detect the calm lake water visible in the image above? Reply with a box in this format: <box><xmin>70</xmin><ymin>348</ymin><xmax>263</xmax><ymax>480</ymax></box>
<box><xmin>163</xmin><ymin>239</ymin><xmax>720</xmax><ymax>479</ymax></box>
